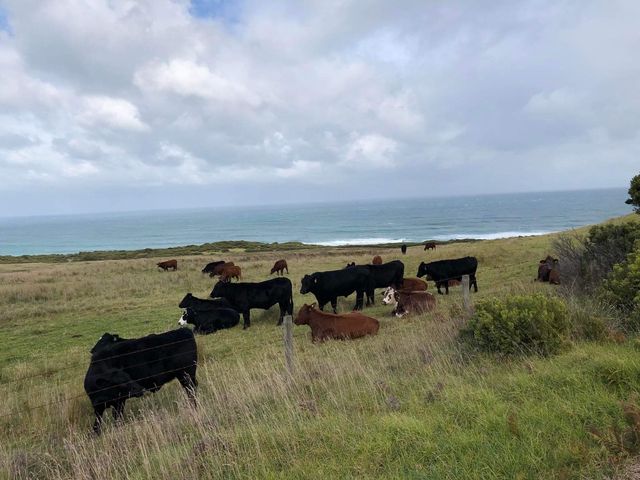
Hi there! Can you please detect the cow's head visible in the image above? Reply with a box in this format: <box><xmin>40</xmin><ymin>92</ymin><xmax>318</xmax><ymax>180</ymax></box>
<box><xmin>416</xmin><ymin>262</ymin><xmax>429</xmax><ymax>278</ymax></box>
<box><xmin>90</xmin><ymin>332</ymin><xmax>124</xmax><ymax>354</ymax></box>
<box><xmin>381</xmin><ymin>287</ymin><xmax>397</xmax><ymax>306</ymax></box>
<box><xmin>294</xmin><ymin>304</ymin><xmax>316</xmax><ymax>325</ymax></box>
<box><xmin>178</xmin><ymin>309</ymin><xmax>190</xmax><ymax>326</ymax></box>
<box><xmin>300</xmin><ymin>275</ymin><xmax>317</xmax><ymax>294</ymax></box>
<box><xmin>344</xmin><ymin>262</ymin><xmax>356</xmax><ymax>269</ymax></box>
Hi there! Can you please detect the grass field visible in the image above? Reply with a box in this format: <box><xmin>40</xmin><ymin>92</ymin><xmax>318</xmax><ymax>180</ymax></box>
<box><xmin>1</xmin><ymin>217</ymin><xmax>639</xmax><ymax>479</ymax></box>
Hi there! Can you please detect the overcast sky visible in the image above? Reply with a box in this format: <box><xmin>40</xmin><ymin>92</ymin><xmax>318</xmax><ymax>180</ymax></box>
<box><xmin>0</xmin><ymin>0</ymin><xmax>638</xmax><ymax>216</ymax></box>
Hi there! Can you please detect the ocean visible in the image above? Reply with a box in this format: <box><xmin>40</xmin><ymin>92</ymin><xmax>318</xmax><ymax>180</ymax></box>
<box><xmin>0</xmin><ymin>188</ymin><xmax>633</xmax><ymax>256</ymax></box>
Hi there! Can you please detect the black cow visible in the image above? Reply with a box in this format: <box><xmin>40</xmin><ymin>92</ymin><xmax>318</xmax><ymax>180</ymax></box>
<box><xmin>179</xmin><ymin>293</ymin><xmax>233</xmax><ymax>311</ymax></box>
<box><xmin>300</xmin><ymin>267</ymin><xmax>374</xmax><ymax>313</ymax></box>
<box><xmin>210</xmin><ymin>277</ymin><xmax>293</xmax><ymax>329</ymax></box>
<box><xmin>178</xmin><ymin>307</ymin><xmax>239</xmax><ymax>334</ymax></box>
<box><xmin>346</xmin><ymin>261</ymin><xmax>404</xmax><ymax>305</ymax></box>
<box><xmin>84</xmin><ymin>329</ymin><xmax>197</xmax><ymax>435</ymax></box>
<box><xmin>202</xmin><ymin>261</ymin><xmax>225</xmax><ymax>275</ymax></box>
<box><xmin>417</xmin><ymin>256</ymin><xmax>478</xmax><ymax>295</ymax></box>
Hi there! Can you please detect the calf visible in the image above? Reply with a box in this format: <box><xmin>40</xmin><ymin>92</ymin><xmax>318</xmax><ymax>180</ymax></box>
<box><xmin>423</xmin><ymin>242</ymin><xmax>437</xmax><ymax>251</ymax></box>
<box><xmin>381</xmin><ymin>288</ymin><xmax>436</xmax><ymax>317</ymax></box>
<box><xmin>300</xmin><ymin>267</ymin><xmax>374</xmax><ymax>313</ymax></box>
<box><xmin>157</xmin><ymin>259</ymin><xmax>178</xmax><ymax>271</ymax></box>
<box><xmin>178</xmin><ymin>307</ymin><xmax>239</xmax><ymax>334</ymax></box>
<box><xmin>294</xmin><ymin>304</ymin><xmax>379</xmax><ymax>342</ymax></box>
<box><xmin>270</xmin><ymin>259</ymin><xmax>289</xmax><ymax>276</ymax></box>
<box><xmin>210</xmin><ymin>277</ymin><xmax>293</xmax><ymax>328</ymax></box>
<box><xmin>179</xmin><ymin>293</ymin><xmax>232</xmax><ymax>311</ymax></box>
<box><xmin>84</xmin><ymin>329</ymin><xmax>197</xmax><ymax>435</ymax></box>
<box><xmin>372</xmin><ymin>255</ymin><xmax>382</xmax><ymax>265</ymax></box>
<box><xmin>417</xmin><ymin>256</ymin><xmax>478</xmax><ymax>294</ymax></box>
<box><xmin>219</xmin><ymin>265</ymin><xmax>241</xmax><ymax>282</ymax></box>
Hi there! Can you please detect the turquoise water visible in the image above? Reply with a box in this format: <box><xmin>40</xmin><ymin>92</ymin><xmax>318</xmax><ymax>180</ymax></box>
<box><xmin>0</xmin><ymin>188</ymin><xmax>632</xmax><ymax>256</ymax></box>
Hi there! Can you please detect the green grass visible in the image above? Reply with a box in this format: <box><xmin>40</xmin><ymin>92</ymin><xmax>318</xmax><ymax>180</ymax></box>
<box><xmin>1</xmin><ymin>215</ymin><xmax>639</xmax><ymax>479</ymax></box>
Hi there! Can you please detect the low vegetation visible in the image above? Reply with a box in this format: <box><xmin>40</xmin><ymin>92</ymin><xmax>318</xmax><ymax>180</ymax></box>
<box><xmin>1</xmin><ymin>214</ymin><xmax>639</xmax><ymax>479</ymax></box>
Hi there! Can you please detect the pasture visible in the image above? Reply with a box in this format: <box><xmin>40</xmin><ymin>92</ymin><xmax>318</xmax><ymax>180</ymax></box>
<box><xmin>1</xmin><ymin>225</ymin><xmax>639</xmax><ymax>479</ymax></box>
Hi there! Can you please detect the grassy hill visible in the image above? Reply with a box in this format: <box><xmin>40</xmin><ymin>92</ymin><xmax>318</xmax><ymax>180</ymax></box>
<box><xmin>1</xmin><ymin>215</ymin><xmax>639</xmax><ymax>479</ymax></box>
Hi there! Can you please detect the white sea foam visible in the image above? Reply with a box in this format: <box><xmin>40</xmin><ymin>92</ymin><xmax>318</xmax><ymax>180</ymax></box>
<box><xmin>305</xmin><ymin>237</ymin><xmax>406</xmax><ymax>246</ymax></box>
<box><xmin>432</xmin><ymin>231</ymin><xmax>554</xmax><ymax>241</ymax></box>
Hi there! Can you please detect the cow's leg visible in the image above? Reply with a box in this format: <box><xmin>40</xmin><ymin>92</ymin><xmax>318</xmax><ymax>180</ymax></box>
<box><xmin>92</xmin><ymin>404</ymin><xmax>106</xmax><ymax>435</ymax></box>
<box><xmin>436</xmin><ymin>282</ymin><xmax>443</xmax><ymax>295</ymax></box>
<box><xmin>471</xmin><ymin>274</ymin><xmax>478</xmax><ymax>292</ymax></box>
<box><xmin>285</xmin><ymin>266</ymin><xmax>289</xmax><ymax>274</ymax></box>
<box><xmin>179</xmin><ymin>369</ymin><xmax>198</xmax><ymax>406</ymax></box>
<box><xmin>242</xmin><ymin>310</ymin><xmax>251</xmax><ymax>329</ymax></box>
<box><xmin>277</xmin><ymin>302</ymin><xmax>285</xmax><ymax>326</ymax></box>
<box><xmin>112</xmin><ymin>399</ymin><xmax>126</xmax><ymax>423</ymax></box>
<box><xmin>331</xmin><ymin>298</ymin><xmax>338</xmax><ymax>314</ymax></box>
<box><xmin>354</xmin><ymin>292</ymin><xmax>363</xmax><ymax>311</ymax></box>
<box><xmin>445</xmin><ymin>282</ymin><xmax>449</xmax><ymax>295</ymax></box>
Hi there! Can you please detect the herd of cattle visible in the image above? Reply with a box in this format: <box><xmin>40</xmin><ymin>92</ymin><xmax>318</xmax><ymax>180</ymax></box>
<box><xmin>85</xmin><ymin>246</ymin><xmax>560</xmax><ymax>433</ymax></box>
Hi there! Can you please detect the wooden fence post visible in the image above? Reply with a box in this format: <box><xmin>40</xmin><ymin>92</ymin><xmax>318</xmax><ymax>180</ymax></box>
<box><xmin>283</xmin><ymin>314</ymin><xmax>294</xmax><ymax>376</ymax></box>
<box><xmin>462</xmin><ymin>275</ymin><xmax>471</xmax><ymax>316</ymax></box>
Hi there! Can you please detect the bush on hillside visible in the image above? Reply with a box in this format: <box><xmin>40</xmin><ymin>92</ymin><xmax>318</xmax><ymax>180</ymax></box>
<box><xmin>552</xmin><ymin>222</ymin><xmax>640</xmax><ymax>293</ymax></box>
<box><xmin>462</xmin><ymin>294</ymin><xmax>569</xmax><ymax>356</ymax></box>
<box><xmin>600</xmin><ymin>248</ymin><xmax>640</xmax><ymax>331</ymax></box>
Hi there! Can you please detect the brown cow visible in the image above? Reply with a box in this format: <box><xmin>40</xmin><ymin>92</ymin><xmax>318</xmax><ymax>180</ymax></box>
<box><xmin>219</xmin><ymin>265</ymin><xmax>241</xmax><ymax>282</ymax></box>
<box><xmin>294</xmin><ymin>304</ymin><xmax>379</xmax><ymax>342</ymax></box>
<box><xmin>400</xmin><ymin>277</ymin><xmax>428</xmax><ymax>291</ymax></box>
<box><xmin>157</xmin><ymin>259</ymin><xmax>177</xmax><ymax>271</ymax></box>
<box><xmin>372</xmin><ymin>255</ymin><xmax>382</xmax><ymax>265</ymax></box>
<box><xmin>270</xmin><ymin>259</ymin><xmax>289</xmax><ymax>276</ymax></box>
<box><xmin>423</xmin><ymin>242</ymin><xmax>437</xmax><ymax>251</ymax></box>
<box><xmin>209</xmin><ymin>261</ymin><xmax>234</xmax><ymax>277</ymax></box>
<box><xmin>536</xmin><ymin>255</ymin><xmax>557</xmax><ymax>282</ymax></box>
<box><xmin>548</xmin><ymin>259</ymin><xmax>561</xmax><ymax>285</ymax></box>
<box><xmin>381</xmin><ymin>288</ymin><xmax>436</xmax><ymax>317</ymax></box>
<box><xmin>448</xmin><ymin>279</ymin><xmax>461</xmax><ymax>287</ymax></box>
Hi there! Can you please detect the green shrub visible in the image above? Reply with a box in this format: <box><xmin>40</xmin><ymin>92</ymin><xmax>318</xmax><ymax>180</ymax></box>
<box><xmin>462</xmin><ymin>294</ymin><xmax>570</xmax><ymax>356</ymax></box>
<box><xmin>600</xmin><ymin>247</ymin><xmax>640</xmax><ymax>331</ymax></box>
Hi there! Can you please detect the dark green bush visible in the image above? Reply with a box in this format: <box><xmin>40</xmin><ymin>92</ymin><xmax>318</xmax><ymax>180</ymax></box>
<box><xmin>600</xmin><ymin>247</ymin><xmax>640</xmax><ymax>331</ymax></box>
<box><xmin>462</xmin><ymin>294</ymin><xmax>570</xmax><ymax>356</ymax></box>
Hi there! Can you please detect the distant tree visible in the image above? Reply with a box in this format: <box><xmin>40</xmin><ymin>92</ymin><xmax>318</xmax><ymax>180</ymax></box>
<box><xmin>626</xmin><ymin>173</ymin><xmax>640</xmax><ymax>213</ymax></box>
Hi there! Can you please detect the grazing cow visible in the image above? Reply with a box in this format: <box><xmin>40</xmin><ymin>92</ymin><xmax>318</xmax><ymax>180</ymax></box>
<box><xmin>208</xmin><ymin>262</ymin><xmax>235</xmax><ymax>278</ymax></box>
<box><xmin>401</xmin><ymin>244</ymin><xmax>407</xmax><ymax>255</ymax></box>
<box><xmin>84</xmin><ymin>329</ymin><xmax>197</xmax><ymax>435</ymax></box>
<box><xmin>381</xmin><ymin>288</ymin><xmax>436</xmax><ymax>317</ymax></box>
<box><xmin>219</xmin><ymin>265</ymin><xmax>242</xmax><ymax>282</ymax></box>
<box><xmin>372</xmin><ymin>255</ymin><xmax>382</xmax><ymax>265</ymax></box>
<box><xmin>179</xmin><ymin>293</ymin><xmax>233</xmax><ymax>311</ymax></box>
<box><xmin>270</xmin><ymin>259</ymin><xmax>289</xmax><ymax>276</ymax></box>
<box><xmin>202</xmin><ymin>261</ymin><xmax>226</xmax><ymax>275</ymax></box>
<box><xmin>424</xmin><ymin>242</ymin><xmax>437</xmax><ymax>251</ymax></box>
<box><xmin>210</xmin><ymin>277</ymin><xmax>293</xmax><ymax>329</ymax></box>
<box><xmin>157</xmin><ymin>259</ymin><xmax>178</xmax><ymax>271</ymax></box>
<box><xmin>361</xmin><ymin>260</ymin><xmax>405</xmax><ymax>305</ymax></box>
<box><xmin>417</xmin><ymin>256</ymin><xmax>478</xmax><ymax>295</ymax></box>
<box><xmin>294</xmin><ymin>304</ymin><xmax>379</xmax><ymax>342</ymax></box>
<box><xmin>178</xmin><ymin>307</ymin><xmax>239</xmax><ymax>334</ymax></box>
<box><xmin>300</xmin><ymin>266</ymin><xmax>374</xmax><ymax>313</ymax></box>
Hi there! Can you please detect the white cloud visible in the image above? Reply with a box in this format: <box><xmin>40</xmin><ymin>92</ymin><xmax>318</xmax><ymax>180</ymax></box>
<box><xmin>80</xmin><ymin>95</ymin><xmax>148</xmax><ymax>131</ymax></box>
<box><xmin>343</xmin><ymin>133</ymin><xmax>398</xmax><ymax>168</ymax></box>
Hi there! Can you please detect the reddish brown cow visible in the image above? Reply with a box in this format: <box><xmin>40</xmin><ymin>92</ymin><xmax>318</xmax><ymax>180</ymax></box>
<box><xmin>400</xmin><ymin>277</ymin><xmax>427</xmax><ymax>291</ymax></box>
<box><xmin>372</xmin><ymin>255</ymin><xmax>383</xmax><ymax>265</ymax></box>
<box><xmin>219</xmin><ymin>265</ymin><xmax>242</xmax><ymax>282</ymax></box>
<box><xmin>209</xmin><ymin>261</ymin><xmax>234</xmax><ymax>277</ymax></box>
<box><xmin>448</xmin><ymin>279</ymin><xmax>461</xmax><ymax>287</ymax></box>
<box><xmin>270</xmin><ymin>259</ymin><xmax>289</xmax><ymax>276</ymax></box>
<box><xmin>294</xmin><ymin>304</ymin><xmax>379</xmax><ymax>342</ymax></box>
<box><xmin>548</xmin><ymin>259</ymin><xmax>561</xmax><ymax>285</ymax></box>
<box><xmin>423</xmin><ymin>242</ymin><xmax>437</xmax><ymax>251</ymax></box>
<box><xmin>157</xmin><ymin>259</ymin><xmax>177</xmax><ymax>271</ymax></box>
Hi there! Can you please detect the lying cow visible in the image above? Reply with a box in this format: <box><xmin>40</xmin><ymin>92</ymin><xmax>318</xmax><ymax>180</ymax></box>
<box><xmin>178</xmin><ymin>307</ymin><xmax>239</xmax><ymax>334</ymax></box>
<box><xmin>372</xmin><ymin>255</ymin><xmax>382</xmax><ymax>265</ymax></box>
<box><xmin>219</xmin><ymin>265</ymin><xmax>241</xmax><ymax>282</ymax></box>
<box><xmin>536</xmin><ymin>256</ymin><xmax>560</xmax><ymax>284</ymax></box>
<box><xmin>400</xmin><ymin>277</ymin><xmax>428</xmax><ymax>291</ymax></box>
<box><xmin>294</xmin><ymin>303</ymin><xmax>379</xmax><ymax>342</ymax></box>
<box><xmin>417</xmin><ymin>256</ymin><xmax>478</xmax><ymax>294</ymax></box>
<box><xmin>301</xmin><ymin>266</ymin><xmax>374</xmax><ymax>313</ymax></box>
<box><xmin>270</xmin><ymin>259</ymin><xmax>289</xmax><ymax>276</ymax></box>
<box><xmin>84</xmin><ymin>329</ymin><xmax>197</xmax><ymax>434</ymax></box>
<box><xmin>210</xmin><ymin>277</ymin><xmax>293</xmax><ymax>328</ymax></box>
<box><xmin>381</xmin><ymin>287</ymin><xmax>436</xmax><ymax>317</ymax></box>
<box><xmin>179</xmin><ymin>293</ymin><xmax>232</xmax><ymax>311</ymax></box>
<box><xmin>424</xmin><ymin>242</ymin><xmax>437</xmax><ymax>251</ymax></box>
<box><xmin>202</xmin><ymin>261</ymin><xmax>226</xmax><ymax>275</ymax></box>
<box><xmin>157</xmin><ymin>259</ymin><xmax>178</xmax><ymax>271</ymax></box>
